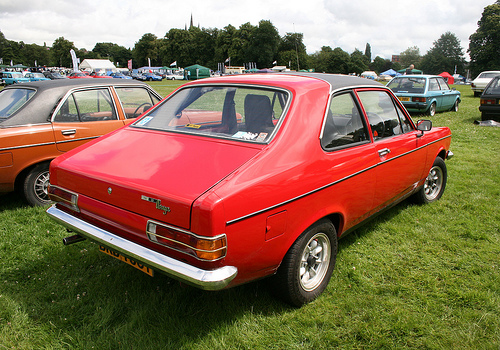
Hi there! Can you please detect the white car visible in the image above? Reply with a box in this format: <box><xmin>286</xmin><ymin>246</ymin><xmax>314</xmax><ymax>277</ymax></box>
<box><xmin>165</xmin><ymin>72</ymin><xmax>184</xmax><ymax>80</ymax></box>
<box><xmin>471</xmin><ymin>71</ymin><xmax>500</xmax><ymax>97</ymax></box>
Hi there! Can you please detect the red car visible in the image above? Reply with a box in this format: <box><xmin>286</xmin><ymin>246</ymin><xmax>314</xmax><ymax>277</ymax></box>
<box><xmin>47</xmin><ymin>73</ymin><xmax>453</xmax><ymax>306</ymax></box>
<box><xmin>67</xmin><ymin>72</ymin><xmax>92</xmax><ymax>79</ymax></box>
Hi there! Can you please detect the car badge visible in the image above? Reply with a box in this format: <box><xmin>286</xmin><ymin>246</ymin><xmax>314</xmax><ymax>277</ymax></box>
<box><xmin>107</xmin><ymin>187</ymin><xmax>112</xmax><ymax>195</ymax></box>
<box><xmin>141</xmin><ymin>195</ymin><xmax>171</xmax><ymax>215</ymax></box>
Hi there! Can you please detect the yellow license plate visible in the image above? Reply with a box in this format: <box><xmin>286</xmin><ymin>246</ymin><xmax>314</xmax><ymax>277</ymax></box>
<box><xmin>398</xmin><ymin>96</ymin><xmax>410</xmax><ymax>102</ymax></box>
<box><xmin>99</xmin><ymin>245</ymin><xmax>154</xmax><ymax>276</ymax></box>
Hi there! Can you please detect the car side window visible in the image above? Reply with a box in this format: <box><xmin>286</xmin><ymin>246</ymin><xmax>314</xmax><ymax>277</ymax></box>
<box><xmin>357</xmin><ymin>90</ymin><xmax>411</xmax><ymax>140</ymax></box>
<box><xmin>321</xmin><ymin>92</ymin><xmax>369</xmax><ymax>149</ymax></box>
<box><xmin>428</xmin><ymin>78</ymin><xmax>441</xmax><ymax>91</ymax></box>
<box><xmin>115</xmin><ymin>87</ymin><xmax>161</xmax><ymax>119</ymax></box>
<box><xmin>54</xmin><ymin>89</ymin><xmax>117</xmax><ymax>123</ymax></box>
<box><xmin>437</xmin><ymin>77</ymin><xmax>450</xmax><ymax>90</ymax></box>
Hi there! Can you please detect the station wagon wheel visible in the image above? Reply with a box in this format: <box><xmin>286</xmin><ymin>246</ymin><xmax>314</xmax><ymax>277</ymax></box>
<box><xmin>23</xmin><ymin>163</ymin><xmax>51</xmax><ymax>206</ymax></box>
<box><xmin>271</xmin><ymin>219</ymin><xmax>337</xmax><ymax>307</ymax></box>
<box><xmin>428</xmin><ymin>102</ymin><xmax>436</xmax><ymax>117</ymax></box>
<box><xmin>411</xmin><ymin>157</ymin><xmax>447</xmax><ymax>204</ymax></box>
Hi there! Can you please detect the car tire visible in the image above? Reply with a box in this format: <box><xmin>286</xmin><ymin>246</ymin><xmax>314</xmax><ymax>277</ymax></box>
<box><xmin>428</xmin><ymin>102</ymin><xmax>436</xmax><ymax>117</ymax></box>
<box><xmin>23</xmin><ymin>163</ymin><xmax>51</xmax><ymax>206</ymax></box>
<box><xmin>271</xmin><ymin>219</ymin><xmax>337</xmax><ymax>307</ymax></box>
<box><xmin>411</xmin><ymin>157</ymin><xmax>447</xmax><ymax>204</ymax></box>
<box><xmin>451</xmin><ymin>100</ymin><xmax>459</xmax><ymax>112</ymax></box>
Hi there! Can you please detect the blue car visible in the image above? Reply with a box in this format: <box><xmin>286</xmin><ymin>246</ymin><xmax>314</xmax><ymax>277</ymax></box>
<box><xmin>109</xmin><ymin>72</ymin><xmax>132</xmax><ymax>80</ymax></box>
<box><xmin>24</xmin><ymin>72</ymin><xmax>51</xmax><ymax>82</ymax></box>
<box><xmin>1</xmin><ymin>72</ymin><xmax>30</xmax><ymax>85</ymax></box>
<box><xmin>387</xmin><ymin>75</ymin><xmax>461</xmax><ymax>116</ymax></box>
<box><xmin>142</xmin><ymin>72</ymin><xmax>162</xmax><ymax>81</ymax></box>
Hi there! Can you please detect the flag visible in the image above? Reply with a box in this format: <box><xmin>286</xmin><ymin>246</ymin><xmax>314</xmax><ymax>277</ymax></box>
<box><xmin>170</xmin><ymin>61</ymin><xmax>177</xmax><ymax>67</ymax></box>
<box><xmin>272</xmin><ymin>61</ymin><xmax>277</xmax><ymax>65</ymax></box>
<box><xmin>128</xmin><ymin>59</ymin><xmax>132</xmax><ymax>70</ymax></box>
<box><xmin>225</xmin><ymin>57</ymin><xmax>230</xmax><ymax>63</ymax></box>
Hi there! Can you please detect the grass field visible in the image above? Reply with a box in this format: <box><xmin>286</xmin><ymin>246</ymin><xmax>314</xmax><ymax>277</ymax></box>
<box><xmin>0</xmin><ymin>82</ymin><xmax>499</xmax><ymax>349</ymax></box>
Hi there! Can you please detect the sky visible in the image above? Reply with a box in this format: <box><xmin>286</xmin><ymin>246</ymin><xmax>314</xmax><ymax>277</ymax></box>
<box><xmin>0</xmin><ymin>0</ymin><xmax>495</xmax><ymax>62</ymax></box>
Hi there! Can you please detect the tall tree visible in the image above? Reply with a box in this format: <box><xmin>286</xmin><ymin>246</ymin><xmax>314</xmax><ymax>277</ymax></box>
<box><xmin>133</xmin><ymin>33</ymin><xmax>159</xmax><ymax>67</ymax></box>
<box><xmin>50</xmin><ymin>37</ymin><xmax>76</xmax><ymax>67</ymax></box>
<box><xmin>277</xmin><ymin>32</ymin><xmax>308</xmax><ymax>70</ymax></box>
<box><xmin>364</xmin><ymin>43</ymin><xmax>372</xmax><ymax>62</ymax></box>
<box><xmin>246</xmin><ymin>20</ymin><xmax>280</xmax><ymax>68</ymax></box>
<box><xmin>348</xmin><ymin>49</ymin><xmax>369</xmax><ymax>74</ymax></box>
<box><xmin>420</xmin><ymin>32</ymin><xmax>466</xmax><ymax>75</ymax></box>
<box><xmin>468</xmin><ymin>1</ymin><xmax>500</xmax><ymax>77</ymax></box>
<box><xmin>399</xmin><ymin>46</ymin><xmax>421</xmax><ymax>69</ymax></box>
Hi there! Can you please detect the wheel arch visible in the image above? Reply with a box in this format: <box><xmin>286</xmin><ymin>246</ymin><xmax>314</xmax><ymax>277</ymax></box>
<box><xmin>14</xmin><ymin>159</ymin><xmax>52</xmax><ymax>192</ymax></box>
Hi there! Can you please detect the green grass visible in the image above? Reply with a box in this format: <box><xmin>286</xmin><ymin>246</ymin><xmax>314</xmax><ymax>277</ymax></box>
<box><xmin>1</xmin><ymin>84</ymin><xmax>499</xmax><ymax>349</ymax></box>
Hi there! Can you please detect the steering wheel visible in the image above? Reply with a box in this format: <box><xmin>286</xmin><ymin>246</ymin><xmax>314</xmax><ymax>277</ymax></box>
<box><xmin>132</xmin><ymin>103</ymin><xmax>153</xmax><ymax>118</ymax></box>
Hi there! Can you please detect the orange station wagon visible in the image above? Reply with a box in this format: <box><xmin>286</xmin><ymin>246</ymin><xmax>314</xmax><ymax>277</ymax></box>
<box><xmin>0</xmin><ymin>79</ymin><xmax>161</xmax><ymax>205</ymax></box>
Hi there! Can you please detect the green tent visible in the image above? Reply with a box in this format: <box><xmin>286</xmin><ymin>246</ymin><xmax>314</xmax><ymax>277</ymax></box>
<box><xmin>397</xmin><ymin>68</ymin><xmax>423</xmax><ymax>75</ymax></box>
<box><xmin>184</xmin><ymin>64</ymin><xmax>210</xmax><ymax>80</ymax></box>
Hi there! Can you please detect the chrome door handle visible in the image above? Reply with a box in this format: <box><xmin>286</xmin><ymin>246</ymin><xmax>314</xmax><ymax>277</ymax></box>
<box><xmin>378</xmin><ymin>148</ymin><xmax>391</xmax><ymax>157</ymax></box>
<box><xmin>61</xmin><ymin>129</ymin><xmax>76</xmax><ymax>136</ymax></box>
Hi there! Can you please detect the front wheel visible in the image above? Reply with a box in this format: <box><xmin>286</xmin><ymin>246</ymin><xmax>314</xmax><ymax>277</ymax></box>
<box><xmin>23</xmin><ymin>163</ymin><xmax>51</xmax><ymax>206</ymax></box>
<box><xmin>271</xmin><ymin>219</ymin><xmax>337</xmax><ymax>307</ymax></box>
<box><xmin>428</xmin><ymin>102</ymin><xmax>436</xmax><ymax>117</ymax></box>
<box><xmin>411</xmin><ymin>157</ymin><xmax>447</xmax><ymax>204</ymax></box>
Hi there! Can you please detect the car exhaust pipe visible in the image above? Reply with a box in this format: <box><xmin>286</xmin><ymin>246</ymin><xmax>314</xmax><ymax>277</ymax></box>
<box><xmin>63</xmin><ymin>234</ymin><xmax>86</xmax><ymax>246</ymax></box>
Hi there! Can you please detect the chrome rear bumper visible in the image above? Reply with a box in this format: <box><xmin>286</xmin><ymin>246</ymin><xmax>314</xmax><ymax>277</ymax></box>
<box><xmin>46</xmin><ymin>205</ymin><xmax>237</xmax><ymax>290</ymax></box>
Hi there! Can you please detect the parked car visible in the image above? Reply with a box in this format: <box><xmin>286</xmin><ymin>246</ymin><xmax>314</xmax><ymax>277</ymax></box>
<box><xmin>1</xmin><ymin>72</ymin><xmax>30</xmax><ymax>85</ymax></box>
<box><xmin>24</xmin><ymin>72</ymin><xmax>51</xmax><ymax>82</ymax></box>
<box><xmin>165</xmin><ymin>72</ymin><xmax>185</xmax><ymax>80</ymax></box>
<box><xmin>89</xmin><ymin>72</ymin><xmax>109</xmax><ymax>78</ymax></box>
<box><xmin>67</xmin><ymin>72</ymin><xmax>92</xmax><ymax>79</ymax></box>
<box><xmin>387</xmin><ymin>75</ymin><xmax>461</xmax><ymax>116</ymax></box>
<box><xmin>0</xmin><ymin>78</ymin><xmax>161</xmax><ymax>206</ymax></box>
<box><xmin>46</xmin><ymin>73</ymin><xmax>453</xmax><ymax>306</ymax></box>
<box><xmin>110</xmin><ymin>72</ymin><xmax>133</xmax><ymax>80</ymax></box>
<box><xmin>479</xmin><ymin>75</ymin><xmax>500</xmax><ymax>122</ymax></box>
<box><xmin>471</xmin><ymin>71</ymin><xmax>500</xmax><ymax>97</ymax></box>
<box><xmin>142</xmin><ymin>72</ymin><xmax>162</xmax><ymax>81</ymax></box>
<box><xmin>43</xmin><ymin>71</ymin><xmax>69</xmax><ymax>80</ymax></box>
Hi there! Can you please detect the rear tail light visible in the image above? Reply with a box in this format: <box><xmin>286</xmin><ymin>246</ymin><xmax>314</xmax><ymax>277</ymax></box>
<box><xmin>146</xmin><ymin>221</ymin><xmax>227</xmax><ymax>261</ymax></box>
<box><xmin>412</xmin><ymin>97</ymin><xmax>427</xmax><ymax>103</ymax></box>
<box><xmin>48</xmin><ymin>185</ymin><xmax>80</xmax><ymax>212</ymax></box>
<box><xmin>480</xmin><ymin>99</ymin><xmax>496</xmax><ymax>105</ymax></box>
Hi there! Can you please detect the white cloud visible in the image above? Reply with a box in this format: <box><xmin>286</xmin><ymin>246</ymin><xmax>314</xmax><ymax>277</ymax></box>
<box><xmin>0</xmin><ymin>0</ymin><xmax>494</xmax><ymax>59</ymax></box>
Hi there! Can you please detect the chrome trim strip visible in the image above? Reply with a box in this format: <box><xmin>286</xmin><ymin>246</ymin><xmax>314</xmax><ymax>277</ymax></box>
<box><xmin>0</xmin><ymin>141</ymin><xmax>56</xmax><ymax>152</ymax></box>
<box><xmin>226</xmin><ymin>135</ymin><xmax>452</xmax><ymax>225</ymax></box>
<box><xmin>46</xmin><ymin>205</ymin><xmax>237</xmax><ymax>290</ymax></box>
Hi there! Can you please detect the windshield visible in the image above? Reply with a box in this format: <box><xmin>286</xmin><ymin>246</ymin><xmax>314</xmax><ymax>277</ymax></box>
<box><xmin>484</xmin><ymin>77</ymin><xmax>500</xmax><ymax>95</ymax></box>
<box><xmin>387</xmin><ymin>77</ymin><xmax>426</xmax><ymax>93</ymax></box>
<box><xmin>0</xmin><ymin>88</ymin><xmax>36</xmax><ymax>121</ymax></box>
<box><xmin>133</xmin><ymin>85</ymin><xmax>289</xmax><ymax>143</ymax></box>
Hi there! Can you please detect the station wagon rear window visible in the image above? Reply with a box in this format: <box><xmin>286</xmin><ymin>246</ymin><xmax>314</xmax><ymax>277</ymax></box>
<box><xmin>0</xmin><ymin>88</ymin><xmax>36</xmax><ymax>121</ymax></box>
<box><xmin>134</xmin><ymin>85</ymin><xmax>289</xmax><ymax>143</ymax></box>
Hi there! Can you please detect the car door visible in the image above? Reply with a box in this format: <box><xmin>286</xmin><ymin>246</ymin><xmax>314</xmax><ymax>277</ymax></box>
<box><xmin>427</xmin><ymin>78</ymin><xmax>445</xmax><ymax>110</ymax></box>
<box><xmin>52</xmin><ymin>87</ymin><xmax>125</xmax><ymax>152</ymax></box>
<box><xmin>436</xmin><ymin>77</ymin><xmax>455</xmax><ymax>110</ymax></box>
<box><xmin>356</xmin><ymin>89</ymin><xmax>428</xmax><ymax>212</ymax></box>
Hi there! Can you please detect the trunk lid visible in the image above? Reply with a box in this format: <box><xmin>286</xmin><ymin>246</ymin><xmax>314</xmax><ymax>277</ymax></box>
<box><xmin>53</xmin><ymin>128</ymin><xmax>262</xmax><ymax>229</ymax></box>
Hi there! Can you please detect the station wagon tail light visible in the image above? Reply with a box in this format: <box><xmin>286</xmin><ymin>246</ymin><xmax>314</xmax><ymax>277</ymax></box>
<box><xmin>48</xmin><ymin>185</ymin><xmax>80</xmax><ymax>212</ymax></box>
<box><xmin>412</xmin><ymin>97</ymin><xmax>426</xmax><ymax>103</ymax></box>
<box><xmin>146</xmin><ymin>221</ymin><xmax>227</xmax><ymax>261</ymax></box>
<box><xmin>480</xmin><ymin>98</ymin><xmax>496</xmax><ymax>105</ymax></box>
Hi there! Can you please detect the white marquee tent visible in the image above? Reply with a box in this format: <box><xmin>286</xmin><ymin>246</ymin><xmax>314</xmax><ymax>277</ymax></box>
<box><xmin>79</xmin><ymin>59</ymin><xmax>116</xmax><ymax>72</ymax></box>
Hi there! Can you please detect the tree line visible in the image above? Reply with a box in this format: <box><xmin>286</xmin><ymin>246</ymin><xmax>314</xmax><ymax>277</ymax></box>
<box><xmin>0</xmin><ymin>1</ymin><xmax>498</xmax><ymax>77</ymax></box>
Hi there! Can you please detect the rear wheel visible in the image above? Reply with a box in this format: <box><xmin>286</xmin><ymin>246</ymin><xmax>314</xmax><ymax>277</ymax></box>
<box><xmin>451</xmin><ymin>99</ymin><xmax>459</xmax><ymax>112</ymax></box>
<box><xmin>271</xmin><ymin>219</ymin><xmax>337</xmax><ymax>307</ymax></box>
<box><xmin>428</xmin><ymin>102</ymin><xmax>436</xmax><ymax>117</ymax></box>
<box><xmin>411</xmin><ymin>157</ymin><xmax>447</xmax><ymax>204</ymax></box>
<box><xmin>23</xmin><ymin>163</ymin><xmax>51</xmax><ymax>206</ymax></box>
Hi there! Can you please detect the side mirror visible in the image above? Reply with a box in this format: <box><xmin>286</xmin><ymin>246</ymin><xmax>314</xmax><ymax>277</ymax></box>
<box><xmin>417</xmin><ymin>120</ymin><xmax>432</xmax><ymax>132</ymax></box>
